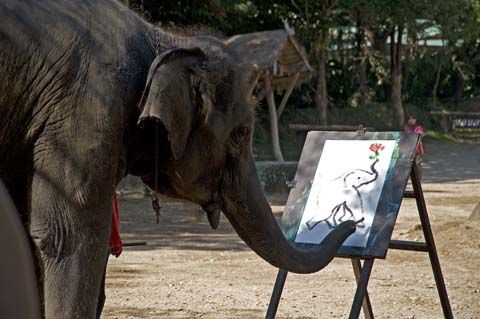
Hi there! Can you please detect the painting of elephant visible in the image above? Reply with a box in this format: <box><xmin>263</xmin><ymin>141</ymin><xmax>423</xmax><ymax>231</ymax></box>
<box><xmin>0</xmin><ymin>0</ymin><xmax>355</xmax><ymax>318</ymax></box>
<box><xmin>306</xmin><ymin>158</ymin><xmax>379</xmax><ymax>230</ymax></box>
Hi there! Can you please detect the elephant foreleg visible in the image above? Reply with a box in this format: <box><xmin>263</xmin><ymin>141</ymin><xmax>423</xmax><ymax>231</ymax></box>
<box><xmin>29</xmin><ymin>155</ymin><xmax>117</xmax><ymax>318</ymax></box>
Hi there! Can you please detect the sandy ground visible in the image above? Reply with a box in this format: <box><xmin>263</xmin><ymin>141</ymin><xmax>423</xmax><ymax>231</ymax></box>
<box><xmin>103</xmin><ymin>140</ymin><xmax>480</xmax><ymax>319</ymax></box>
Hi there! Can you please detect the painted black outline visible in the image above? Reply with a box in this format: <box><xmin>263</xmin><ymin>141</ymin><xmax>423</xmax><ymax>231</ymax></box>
<box><xmin>306</xmin><ymin>159</ymin><xmax>379</xmax><ymax>230</ymax></box>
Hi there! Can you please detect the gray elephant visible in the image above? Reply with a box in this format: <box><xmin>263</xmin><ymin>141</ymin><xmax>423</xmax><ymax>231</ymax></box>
<box><xmin>0</xmin><ymin>0</ymin><xmax>355</xmax><ymax>318</ymax></box>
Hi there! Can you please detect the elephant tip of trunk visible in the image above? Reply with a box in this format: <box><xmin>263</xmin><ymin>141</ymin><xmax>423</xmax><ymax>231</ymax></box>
<box><xmin>315</xmin><ymin>219</ymin><xmax>357</xmax><ymax>254</ymax></box>
<box><xmin>289</xmin><ymin>220</ymin><xmax>357</xmax><ymax>274</ymax></box>
<box><xmin>340</xmin><ymin>219</ymin><xmax>357</xmax><ymax>234</ymax></box>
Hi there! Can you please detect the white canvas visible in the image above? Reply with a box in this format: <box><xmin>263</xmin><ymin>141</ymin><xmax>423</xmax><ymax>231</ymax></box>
<box><xmin>295</xmin><ymin>139</ymin><xmax>396</xmax><ymax>247</ymax></box>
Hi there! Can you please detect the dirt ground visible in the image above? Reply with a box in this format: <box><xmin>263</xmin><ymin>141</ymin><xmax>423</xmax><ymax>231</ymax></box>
<box><xmin>103</xmin><ymin>140</ymin><xmax>480</xmax><ymax>319</ymax></box>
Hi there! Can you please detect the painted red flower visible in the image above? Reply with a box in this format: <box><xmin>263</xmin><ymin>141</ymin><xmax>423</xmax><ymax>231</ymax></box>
<box><xmin>369</xmin><ymin>143</ymin><xmax>385</xmax><ymax>160</ymax></box>
<box><xmin>369</xmin><ymin>143</ymin><xmax>385</xmax><ymax>152</ymax></box>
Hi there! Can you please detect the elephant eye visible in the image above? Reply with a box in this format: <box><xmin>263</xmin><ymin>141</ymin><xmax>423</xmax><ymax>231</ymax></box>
<box><xmin>230</xmin><ymin>126</ymin><xmax>249</xmax><ymax>146</ymax></box>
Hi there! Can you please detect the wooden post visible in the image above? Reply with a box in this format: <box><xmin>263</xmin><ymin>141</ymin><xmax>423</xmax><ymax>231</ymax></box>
<box><xmin>410</xmin><ymin>164</ymin><xmax>454</xmax><ymax>318</ymax></box>
<box><xmin>441</xmin><ymin>113</ymin><xmax>449</xmax><ymax>133</ymax></box>
<box><xmin>264</xmin><ymin>76</ymin><xmax>285</xmax><ymax>161</ymax></box>
<box><xmin>351</xmin><ymin>259</ymin><xmax>374</xmax><ymax>319</ymax></box>
<box><xmin>277</xmin><ymin>73</ymin><xmax>300</xmax><ymax>119</ymax></box>
<box><xmin>265</xmin><ymin>269</ymin><xmax>288</xmax><ymax>319</ymax></box>
<box><xmin>349</xmin><ymin>259</ymin><xmax>375</xmax><ymax>319</ymax></box>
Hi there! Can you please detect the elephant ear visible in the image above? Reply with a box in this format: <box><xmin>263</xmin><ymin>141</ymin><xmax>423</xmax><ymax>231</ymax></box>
<box><xmin>138</xmin><ymin>47</ymin><xmax>206</xmax><ymax>160</ymax></box>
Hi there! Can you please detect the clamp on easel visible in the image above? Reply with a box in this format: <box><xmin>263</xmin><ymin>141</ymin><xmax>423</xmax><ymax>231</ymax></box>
<box><xmin>356</xmin><ymin>125</ymin><xmax>366</xmax><ymax>136</ymax></box>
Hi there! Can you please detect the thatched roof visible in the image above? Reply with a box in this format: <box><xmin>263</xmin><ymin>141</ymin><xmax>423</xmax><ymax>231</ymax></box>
<box><xmin>225</xmin><ymin>27</ymin><xmax>313</xmax><ymax>92</ymax></box>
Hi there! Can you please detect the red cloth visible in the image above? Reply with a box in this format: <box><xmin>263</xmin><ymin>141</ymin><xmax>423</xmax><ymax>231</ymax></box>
<box><xmin>404</xmin><ymin>124</ymin><xmax>425</xmax><ymax>155</ymax></box>
<box><xmin>109</xmin><ymin>192</ymin><xmax>122</xmax><ymax>257</ymax></box>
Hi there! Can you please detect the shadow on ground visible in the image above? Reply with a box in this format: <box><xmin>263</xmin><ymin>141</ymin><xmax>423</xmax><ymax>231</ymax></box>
<box><xmin>118</xmin><ymin>196</ymin><xmax>252</xmax><ymax>253</ymax></box>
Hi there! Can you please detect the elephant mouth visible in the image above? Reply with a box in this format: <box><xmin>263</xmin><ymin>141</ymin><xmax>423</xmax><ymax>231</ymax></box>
<box><xmin>200</xmin><ymin>180</ymin><xmax>224</xmax><ymax>230</ymax></box>
<box><xmin>142</xmin><ymin>170</ymin><xmax>223</xmax><ymax>230</ymax></box>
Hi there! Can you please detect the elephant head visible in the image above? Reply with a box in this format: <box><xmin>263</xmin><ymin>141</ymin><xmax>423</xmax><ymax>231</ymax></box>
<box><xmin>130</xmin><ymin>30</ymin><xmax>356</xmax><ymax>274</ymax></box>
<box><xmin>342</xmin><ymin>159</ymin><xmax>379</xmax><ymax>189</ymax></box>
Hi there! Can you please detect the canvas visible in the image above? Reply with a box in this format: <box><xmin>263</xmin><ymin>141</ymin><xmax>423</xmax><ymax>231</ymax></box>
<box><xmin>294</xmin><ymin>140</ymin><xmax>396</xmax><ymax>247</ymax></box>
<box><xmin>281</xmin><ymin>131</ymin><xmax>420</xmax><ymax>258</ymax></box>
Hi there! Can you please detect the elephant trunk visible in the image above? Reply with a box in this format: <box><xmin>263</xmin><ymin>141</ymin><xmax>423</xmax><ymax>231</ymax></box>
<box><xmin>222</xmin><ymin>157</ymin><xmax>356</xmax><ymax>274</ymax></box>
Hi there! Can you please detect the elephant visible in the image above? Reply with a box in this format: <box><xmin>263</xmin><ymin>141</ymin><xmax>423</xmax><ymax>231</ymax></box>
<box><xmin>0</xmin><ymin>0</ymin><xmax>356</xmax><ymax>318</ymax></box>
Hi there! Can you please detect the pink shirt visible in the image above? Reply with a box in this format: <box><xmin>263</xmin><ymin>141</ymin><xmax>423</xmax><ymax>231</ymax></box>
<box><xmin>404</xmin><ymin>124</ymin><xmax>424</xmax><ymax>155</ymax></box>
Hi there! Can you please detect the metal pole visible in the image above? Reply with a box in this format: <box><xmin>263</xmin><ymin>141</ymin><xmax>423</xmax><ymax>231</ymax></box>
<box><xmin>348</xmin><ymin>259</ymin><xmax>375</xmax><ymax>319</ymax></box>
<box><xmin>411</xmin><ymin>164</ymin><xmax>454</xmax><ymax>319</ymax></box>
<box><xmin>123</xmin><ymin>241</ymin><xmax>147</xmax><ymax>247</ymax></box>
<box><xmin>265</xmin><ymin>269</ymin><xmax>288</xmax><ymax>319</ymax></box>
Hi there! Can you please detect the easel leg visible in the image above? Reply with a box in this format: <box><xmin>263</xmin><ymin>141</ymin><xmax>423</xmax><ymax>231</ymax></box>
<box><xmin>351</xmin><ymin>259</ymin><xmax>374</xmax><ymax>319</ymax></box>
<box><xmin>265</xmin><ymin>269</ymin><xmax>288</xmax><ymax>319</ymax></box>
<box><xmin>411</xmin><ymin>164</ymin><xmax>454</xmax><ymax>318</ymax></box>
<box><xmin>349</xmin><ymin>259</ymin><xmax>374</xmax><ymax>319</ymax></box>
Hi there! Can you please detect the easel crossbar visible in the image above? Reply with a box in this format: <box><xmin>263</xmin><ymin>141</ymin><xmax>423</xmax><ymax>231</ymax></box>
<box><xmin>389</xmin><ymin>239</ymin><xmax>429</xmax><ymax>252</ymax></box>
<box><xmin>403</xmin><ymin>190</ymin><xmax>416</xmax><ymax>198</ymax></box>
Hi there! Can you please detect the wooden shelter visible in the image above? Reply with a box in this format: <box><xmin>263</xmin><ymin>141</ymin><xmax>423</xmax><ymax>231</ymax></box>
<box><xmin>225</xmin><ymin>26</ymin><xmax>313</xmax><ymax>161</ymax></box>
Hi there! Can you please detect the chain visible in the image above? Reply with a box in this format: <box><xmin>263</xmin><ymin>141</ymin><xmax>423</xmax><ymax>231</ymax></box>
<box><xmin>144</xmin><ymin>183</ymin><xmax>161</xmax><ymax>224</ymax></box>
<box><xmin>153</xmin><ymin>121</ymin><xmax>161</xmax><ymax>223</ymax></box>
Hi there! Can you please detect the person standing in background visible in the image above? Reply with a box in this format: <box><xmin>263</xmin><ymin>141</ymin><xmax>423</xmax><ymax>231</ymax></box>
<box><xmin>404</xmin><ymin>115</ymin><xmax>425</xmax><ymax>179</ymax></box>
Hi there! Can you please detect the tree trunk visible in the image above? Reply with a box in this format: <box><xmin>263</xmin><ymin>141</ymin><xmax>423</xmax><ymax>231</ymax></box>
<box><xmin>403</xmin><ymin>28</ymin><xmax>416</xmax><ymax>102</ymax></box>
<box><xmin>372</xmin><ymin>28</ymin><xmax>390</xmax><ymax>100</ymax></box>
<box><xmin>432</xmin><ymin>61</ymin><xmax>442</xmax><ymax>109</ymax></box>
<box><xmin>337</xmin><ymin>28</ymin><xmax>348</xmax><ymax>98</ymax></box>
<box><xmin>355</xmin><ymin>17</ymin><xmax>368</xmax><ymax>108</ymax></box>
<box><xmin>391</xmin><ymin>73</ymin><xmax>403</xmax><ymax>127</ymax></box>
<box><xmin>358</xmin><ymin>56</ymin><xmax>368</xmax><ymax>108</ymax></box>
<box><xmin>315</xmin><ymin>43</ymin><xmax>329</xmax><ymax>125</ymax></box>
<box><xmin>454</xmin><ymin>69</ymin><xmax>465</xmax><ymax>106</ymax></box>
<box><xmin>390</xmin><ymin>25</ymin><xmax>405</xmax><ymax>128</ymax></box>
<box><xmin>372</xmin><ymin>29</ymin><xmax>389</xmax><ymax>55</ymax></box>
<box><xmin>264</xmin><ymin>77</ymin><xmax>284</xmax><ymax>162</ymax></box>
<box><xmin>312</xmin><ymin>2</ymin><xmax>338</xmax><ymax>124</ymax></box>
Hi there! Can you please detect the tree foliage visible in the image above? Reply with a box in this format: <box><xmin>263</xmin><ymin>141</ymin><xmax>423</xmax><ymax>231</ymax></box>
<box><xmin>122</xmin><ymin>0</ymin><xmax>480</xmax><ymax>128</ymax></box>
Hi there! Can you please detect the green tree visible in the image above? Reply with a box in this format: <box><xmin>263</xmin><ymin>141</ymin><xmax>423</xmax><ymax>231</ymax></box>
<box><xmin>281</xmin><ymin>1</ymin><xmax>344</xmax><ymax>124</ymax></box>
<box><xmin>120</xmin><ymin>0</ymin><xmax>480</xmax><ymax>130</ymax></box>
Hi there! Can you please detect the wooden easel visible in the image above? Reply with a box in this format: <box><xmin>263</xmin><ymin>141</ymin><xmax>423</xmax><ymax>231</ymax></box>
<box><xmin>265</xmin><ymin>163</ymin><xmax>454</xmax><ymax>319</ymax></box>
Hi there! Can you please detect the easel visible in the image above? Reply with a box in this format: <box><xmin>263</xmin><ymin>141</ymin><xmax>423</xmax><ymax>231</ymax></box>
<box><xmin>265</xmin><ymin>163</ymin><xmax>454</xmax><ymax>319</ymax></box>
